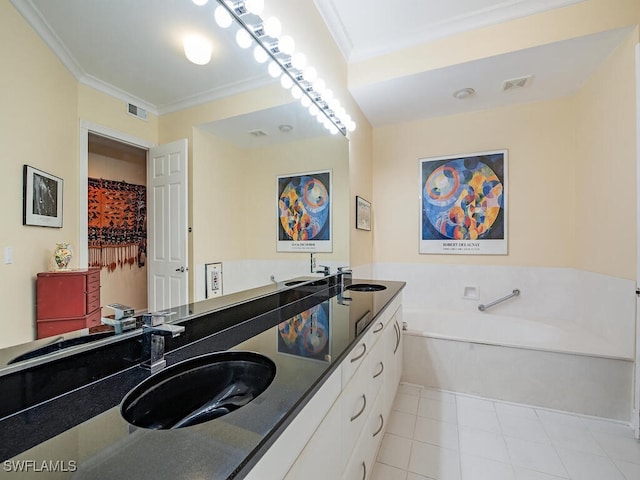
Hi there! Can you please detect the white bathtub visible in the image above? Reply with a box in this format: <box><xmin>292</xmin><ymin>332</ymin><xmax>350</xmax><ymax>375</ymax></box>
<box><xmin>402</xmin><ymin>309</ymin><xmax>631</xmax><ymax>360</ymax></box>
<box><xmin>401</xmin><ymin>309</ymin><xmax>634</xmax><ymax>421</ymax></box>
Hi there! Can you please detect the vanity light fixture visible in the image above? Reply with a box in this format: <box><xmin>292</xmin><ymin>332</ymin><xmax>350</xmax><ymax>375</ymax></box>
<box><xmin>183</xmin><ymin>34</ymin><xmax>213</xmax><ymax>65</ymax></box>
<box><xmin>209</xmin><ymin>0</ymin><xmax>355</xmax><ymax>135</ymax></box>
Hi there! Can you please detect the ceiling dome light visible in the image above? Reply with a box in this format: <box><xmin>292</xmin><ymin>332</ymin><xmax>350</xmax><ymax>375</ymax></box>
<box><xmin>236</xmin><ymin>28</ymin><xmax>252</xmax><ymax>49</ymax></box>
<box><xmin>263</xmin><ymin>16</ymin><xmax>282</xmax><ymax>38</ymax></box>
<box><xmin>244</xmin><ymin>0</ymin><xmax>264</xmax><ymax>15</ymax></box>
<box><xmin>183</xmin><ymin>35</ymin><xmax>212</xmax><ymax>65</ymax></box>
<box><xmin>453</xmin><ymin>87</ymin><xmax>475</xmax><ymax>99</ymax></box>
<box><xmin>214</xmin><ymin>5</ymin><xmax>232</xmax><ymax>28</ymax></box>
<box><xmin>192</xmin><ymin>0</ymin><xmax>208</xmax><ymax>5</ymax></box>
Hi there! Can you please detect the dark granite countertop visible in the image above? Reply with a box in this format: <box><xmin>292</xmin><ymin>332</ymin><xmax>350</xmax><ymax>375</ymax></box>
<box><xmin>0</xmin><ymin>276</ymin><xmax>404</xmax><ymax>479</ymax></box>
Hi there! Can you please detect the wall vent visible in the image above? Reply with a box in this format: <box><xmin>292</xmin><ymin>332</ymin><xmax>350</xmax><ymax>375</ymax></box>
<box><xmin>502</xmin><ymin>75</ymin><xmax>533</xmax><ymax>91</ymax></box>
<box><xmin>127</xmin><ymin>103</ymin><xmax>148</xmax><ymax>121</ymax></box>
<box><xmin>248</xmin><ymin>129</ymin><xmax>268</xmax><ymax>137</ymax></box>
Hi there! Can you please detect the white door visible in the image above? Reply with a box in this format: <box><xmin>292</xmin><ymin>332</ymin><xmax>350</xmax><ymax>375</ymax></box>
<box><xmin>147</xmin><ymin>139</ymin><xmax>189</xmax><ymax>312</ymax></box>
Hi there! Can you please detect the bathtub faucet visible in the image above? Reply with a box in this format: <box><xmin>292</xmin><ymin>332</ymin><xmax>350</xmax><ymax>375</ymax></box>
<box><xmin>478</xmin><ymin>289</ymin><xmax>520</xmax><ymax>312</ymax></box>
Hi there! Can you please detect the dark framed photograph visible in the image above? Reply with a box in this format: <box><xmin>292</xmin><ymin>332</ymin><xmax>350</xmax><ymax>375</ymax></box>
<box><xmin>355</xmin><ymin>196</ymin><xmax>371</xmax><ymax>231</ymax></box>
<box><xmin>23</xmin><ymin>165</ymin><xmax>63</xmax><ymax>228</ymax></box>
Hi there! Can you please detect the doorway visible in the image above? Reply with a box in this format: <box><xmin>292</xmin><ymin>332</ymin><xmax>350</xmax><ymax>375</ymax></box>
<box><xmin>88</xmin><ymin>133</ymin><xmax>148</xmax><ymax>312</ymax></box>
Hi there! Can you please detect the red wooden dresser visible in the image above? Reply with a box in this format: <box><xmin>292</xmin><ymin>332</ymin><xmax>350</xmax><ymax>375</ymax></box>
<box><xmin>36</xmin><ymin>268</ymin><xmax>101</xmax><ymax>338</ymax></box>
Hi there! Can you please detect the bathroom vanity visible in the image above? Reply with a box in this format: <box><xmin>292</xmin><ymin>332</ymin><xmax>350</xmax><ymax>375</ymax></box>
<box><xmin>0</xmin><ymin>275</ymin><xmax>404</xmax><ymax>480</ymax></box>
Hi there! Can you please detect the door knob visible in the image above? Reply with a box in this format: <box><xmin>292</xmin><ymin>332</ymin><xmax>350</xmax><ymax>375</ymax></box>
<box><xmin>175</xmin><ymin>266</ymin><xmax>185</xmax><ymax>272</ymax></box>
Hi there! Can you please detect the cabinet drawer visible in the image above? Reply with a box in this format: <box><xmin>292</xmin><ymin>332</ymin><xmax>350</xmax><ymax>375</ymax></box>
<box><xmin>86</xmin><ymin>290</ymin><xmax>100</xmax><ymax>312</ymax></box>
<box><xmin>86</xmin><ymin>309</ymin><xmax>102</xmax><ymax>328</ymax></box>
<box><xmin>86</xmin><ymin>277</ymin><xmax>100</xmax><ymax>294</ymax></box>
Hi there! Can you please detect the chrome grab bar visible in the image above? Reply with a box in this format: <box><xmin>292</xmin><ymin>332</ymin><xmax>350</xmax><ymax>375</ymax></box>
<box><xmin>478</xmin><ymin>289</ymin><xmax>520</xmax><ymax>312</ymax></box>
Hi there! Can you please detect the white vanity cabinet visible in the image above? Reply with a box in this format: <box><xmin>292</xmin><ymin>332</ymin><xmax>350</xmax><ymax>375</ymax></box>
<box><xmin>248</xmin><ymin>294</ymin><xmax>403</xmax><ymax>480</ymax></box>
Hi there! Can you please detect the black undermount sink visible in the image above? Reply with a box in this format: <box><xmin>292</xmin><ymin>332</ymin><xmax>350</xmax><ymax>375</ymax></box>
<box><xmin>121</xmin><ymin>351</ymin><xmax>276</xmax><ymax>429</ymax></box>
<box><xmin>284</xmin><ymin>279</ymin><xmax>328</xmax><ymax>287</ymax></box>
<box><xmin>345</xmin><ymin>283</ymin><xmax>387</xmax><ymax>292</ymax></box>
<box><xmin>8</xmin><ymin>332</ymin><xmax>115</xmax><ymax>364</ymax></box>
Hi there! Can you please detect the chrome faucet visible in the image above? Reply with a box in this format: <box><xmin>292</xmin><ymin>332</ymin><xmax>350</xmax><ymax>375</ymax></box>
<box><xmin>316</xmin><ymin>265</ymin><xmax>330</xmax><ymax>276</ymax></box>
<box><xmin>141</xmin><ymin>312</ymin><xmax>185</xmax><ymax>374</ymax></box>
<box><xmin>338</xmin><ymin>266</ymin><xmax>352</xmax><ymax>286</ymax></box>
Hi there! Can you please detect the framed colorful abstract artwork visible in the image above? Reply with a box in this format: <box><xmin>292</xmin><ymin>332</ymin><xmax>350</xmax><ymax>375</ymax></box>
<box><xmin>277</xmin><ymin>170</ymin><xmax>332</xmax><ymax>252</ymax></box>
<box><xmin>419</xmin><ymin>150</ymin><xmax>507</xmax><ymax>255</ymax></box>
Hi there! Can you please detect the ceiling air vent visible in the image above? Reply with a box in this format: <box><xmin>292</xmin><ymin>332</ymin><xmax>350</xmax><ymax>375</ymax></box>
<box><xmin>502</xmin><ymin>75</ymin><xmax>533</xmax><ymax>91</ymax></box>
<box><xmin>248</xmin><ymin>129</ymin><xmax>268</xmax><ymax>137</ymax></box>
<box><xmin>127</xmin><ymin>103</ymin><xmax>148</xmax><ymax>121</ymax></box>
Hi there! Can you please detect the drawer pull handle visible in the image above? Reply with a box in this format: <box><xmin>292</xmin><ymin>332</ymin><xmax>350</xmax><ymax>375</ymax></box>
<box><xmin>361</xmin><ymin>462</ymin><xmax>366</xmax><ymax>480</ymax></box>
<box><xmin>373</xmin><ymin>322</ymin><xmax>384</xmax><ymax>333</ymax></box>
<box><xmin>373</xmin><ymin>414</ymin><xmax>384</xmax><ymax>438</ymax></box>
<box><xmin>393</xmin><ymin>321</ymin><xmax>400</xmax><ymax>354</ymax></box>
<box><xmin>373</xmin><ymin>361</ymin><xmax>384</xmax><ymax>379</ymax></box>
<box><xmin>350</xmin><ymin>343</ymin><xmax>367</xmax><ymax>363</ymax></box>
<box><xmin>350</xmin><ymin>394</ymin><xmax>367</xmax><ymax>422</ymax></box>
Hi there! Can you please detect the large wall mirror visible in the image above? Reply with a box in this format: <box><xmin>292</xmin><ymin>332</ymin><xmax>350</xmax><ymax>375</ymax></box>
<box><xmin>2</xmin><ymin>0</ymin><xmax>349</xmax><ymax>365</ymax></box>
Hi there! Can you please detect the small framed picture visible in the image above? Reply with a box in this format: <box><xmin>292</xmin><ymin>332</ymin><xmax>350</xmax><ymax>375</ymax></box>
<box><xmin>355</xmin><ymin>196</ymin><xmax>371</xmax><ymax>231</ymax></box>
<box><xmin>23</xmin><ymin>165</ymin><xmax>63</xmax><ymax>228</ymax></box>
<box><xmin>205</xmin><ymin>262</ymin><xmax>223</xmax><ymax>298</ymax></box>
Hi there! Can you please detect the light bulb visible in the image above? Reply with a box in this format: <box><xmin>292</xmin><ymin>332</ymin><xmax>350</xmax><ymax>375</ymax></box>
<box><xmin>214</xmin><ymin>6</ymin><xmax>232</xmax><ymax>28</ymax></box>
<box><xmin>244</xmin><ymin>0</ymin><xmax>264</xmax><ymax>15</ymax></box>
<box><xmin>323</xmin><ymin>89</ymin><xmax>334</xmax><ymax>102</ymax></box>
<box><xmin>303</xmin><ymin>66</ymin><xmax>317</xmax><ymax>83</ymax></box>
<box><xmin>263</xmin><ymin>16</ymin><xmax>282</xmax><ymax>38</ymax></box>
<box><xmin>280</xmin><ymin>75</ymin><xmax>293</xmax><ymax>89</ymax></box>
<box><xmin>329</xmin><ymin>124</ymin><xmax>338</xmax><ymax>135</ymax></box>
<box><xmin>279</xmin><ymin>35</ymin><xmax>295</xmax><ymax>55</ymax></box>
<box><xmin>291</xmin><ymin>85</ymin><xmax>303</xmax><ymax>99</ymax></box>
<box><xmin>292</xmin><ymin>53</ymin><xmax>307</xmax><ymax>70</ymax></box>
<box><xmin>301</xmin><ymin>96</ymin><xmax>311</xmax><ymax>108</ymax></box>
<box><xmin>253</xmin><ymin>45</ymin><xmax>268</xmax><ymax>63</ymax></box>
<box><xmin>268</xmin><ymin>61</ymin><xmax>281</xmax><ymax>78</ymax></box>
<box><xmin>347</xmin><ymin>120</ymin><xmax>356</xmax><ymax>132</ymax></box>
<box><xmin>328</xmin><ymin>98</ymin><xmax>340</xmax><ymax>111</ymax></box>
<box><xmin>309</xmin><ymin>104</ymin><xmax>319</xmax><ymax>116</ymax></box>
<box><xmin>236</xmin><ymin>28</ymin><xmax>252</xmax><ymax>49</ymax></box>
<box><xmin>183</xmin><ymin>35</ymin><xmax>212</xmax><ymax>65</ymax></box>
<box><xmin>313</xmin><ymin>78</ymin><xmax>326</xmax><ymax>95</ymax></box>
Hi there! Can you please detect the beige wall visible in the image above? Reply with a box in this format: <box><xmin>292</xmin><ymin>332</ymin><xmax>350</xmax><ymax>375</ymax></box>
<box><xmin>372</xmin><ymin>97</ymin><xmax>578</xmax><ymax>268</ymax></box>
<box><xmin>372</xmin><ymin>27</ymin><xmax>638</xmax><ymax>280</ymax></box>
<box><xmin>1</xmin><ymin>1</ymin><xmax>79</xmax><ymax>347</ymax></box>
<box><xmin>573</xmin><ymin>31</ymin><xmax>638</xmax><ymax>279</ymax></box>
<box><xmin>192</xmin><ymin>129</ymin><xmax>349</xmax><ymax>270</ymax></box>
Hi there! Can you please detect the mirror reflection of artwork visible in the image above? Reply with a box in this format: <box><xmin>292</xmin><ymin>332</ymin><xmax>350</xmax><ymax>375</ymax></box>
<box><xmin>277</xmin><ymin>302</ymin><xmax>330</xmax><ymax>362</ymax></box>
<box><xmin>277</xmin><ymin>170</ymin><xmax>332</xmax><ymax>253</ymax></box>
<box><xmin>420</xmin><ymin>150</ymin><xmax>507</xmax><ymax>255</ymax></box>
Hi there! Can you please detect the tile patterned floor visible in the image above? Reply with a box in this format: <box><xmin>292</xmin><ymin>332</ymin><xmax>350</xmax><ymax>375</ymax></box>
<box><xmin>372</xmin><ymin>383</ymin><xmax>640</xmax><ymax>480</ymax></box>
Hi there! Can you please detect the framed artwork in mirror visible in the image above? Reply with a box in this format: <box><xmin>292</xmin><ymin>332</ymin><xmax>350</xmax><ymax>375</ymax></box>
<box><xmin>355</xmin><ymin>196</ymin><xmax>371</xmax><ymax>231</ymax></box>
<box><xmin>276</xmin><ymin>301</ymin><xmax>331</xmax><ymax>363</ymax></box>
<box><xmin>277</xmin><ymin>170</ymin><xmax>332</xmax><ymax>253</ymax></box>
<box><xmin>23</xmin><ymin>165</ymin><xmax>63</xmax><ymax>228</ymax></box>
